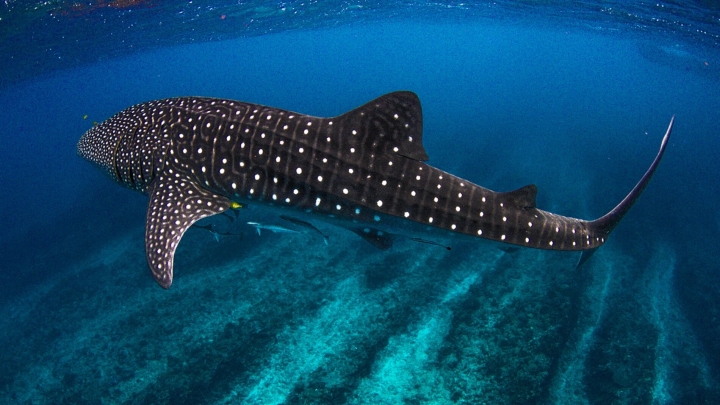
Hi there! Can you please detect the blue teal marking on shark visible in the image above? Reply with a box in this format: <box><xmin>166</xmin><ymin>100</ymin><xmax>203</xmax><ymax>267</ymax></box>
<box><xmin>77</xmin><ymin>92</ymin><xmax>673</xmax><ymax>288</ymax></box>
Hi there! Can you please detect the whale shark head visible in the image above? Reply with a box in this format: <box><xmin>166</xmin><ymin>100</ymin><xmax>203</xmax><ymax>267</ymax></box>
<box><xmin>77</xmin><ymin>101</ymin><xmax>172</xmax><ymax>193</ymax></box>
<box><xmin>77</xmin><ymin>121</ymin><xmax>122</xmax><ymax>181</ymax></box>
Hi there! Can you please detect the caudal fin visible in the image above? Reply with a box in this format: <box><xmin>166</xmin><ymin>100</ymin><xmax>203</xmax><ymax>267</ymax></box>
<box><xmin>578</xmin><ymin>116</ymin><xmax>674</xmax><ymax>267</ymax></box>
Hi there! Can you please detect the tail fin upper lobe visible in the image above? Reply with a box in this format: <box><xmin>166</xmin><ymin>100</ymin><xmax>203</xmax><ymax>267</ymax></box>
<box><xmin>578</xmin><ymin>116</ymin><xmax>675</xmax><ymax>267</ymax></box>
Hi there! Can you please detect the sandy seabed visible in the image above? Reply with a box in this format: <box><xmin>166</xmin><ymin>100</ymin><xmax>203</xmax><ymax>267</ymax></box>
<box><xmin>0</xmin><ymin>219</ymin><xmax>715</xmax><ymax>404</ymax></box>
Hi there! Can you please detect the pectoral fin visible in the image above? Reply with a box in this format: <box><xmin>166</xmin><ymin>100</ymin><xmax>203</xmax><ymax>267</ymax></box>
<box><xmin>145</xmin><ymin>174</ymin><xmax>231</xmax><ymax>288</ymax></box>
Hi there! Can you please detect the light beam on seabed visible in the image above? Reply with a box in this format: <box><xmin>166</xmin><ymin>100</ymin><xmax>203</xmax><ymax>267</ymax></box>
<box><xmin>645</xmin><ymin>243</ymin><xmax>713</xmax><ymax>404</ymax></box>
<box><xmin>548</xmin><ymin>255</ymin><xmax>616</xmax><ymax>404</ymax></box>
<box><xmin>347</xmin><ymin>268</ymin><xmax>487</xmax><ymax>404</ymax></box>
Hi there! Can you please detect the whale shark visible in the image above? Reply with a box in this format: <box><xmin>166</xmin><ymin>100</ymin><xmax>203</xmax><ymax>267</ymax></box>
<box><xmin>77</xmin><ymin>91</ymin><xmax>673</xmax><ymax>288</ymax></box>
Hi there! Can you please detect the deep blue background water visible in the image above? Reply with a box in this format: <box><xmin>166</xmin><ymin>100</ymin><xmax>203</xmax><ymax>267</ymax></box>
<box><xmin>1</xmin><ymin>1</ymin><xmax>720</xmax><ymax>404</ymax></box>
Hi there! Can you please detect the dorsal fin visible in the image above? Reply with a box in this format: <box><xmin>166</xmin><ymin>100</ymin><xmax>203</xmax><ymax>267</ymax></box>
<box><xmin>500</xmin><ymin>184</ymin><xmax>538</xmax><ymax>210</ymax></box>
<box><xmin>337</xmin><ymin>91</ymin><xmax>429</xmax><ymax>161</ymax></box>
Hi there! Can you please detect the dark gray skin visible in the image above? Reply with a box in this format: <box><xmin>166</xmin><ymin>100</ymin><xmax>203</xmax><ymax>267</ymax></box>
<box><xmin>77</xmin><ymin>92</ymin><xmax>673</xmax><ymax>288</ymax></box>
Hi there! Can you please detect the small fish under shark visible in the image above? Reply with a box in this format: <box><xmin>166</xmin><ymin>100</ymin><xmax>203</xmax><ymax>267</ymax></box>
<box><xmin>77</xmin><ymin>91</ymin><xmax>673</xmax><ymax>288</ymax></box>
<box><xmin>247</xmin><ymin>221</ymin><xmax>300</xmax><ymax>235</ymax></box>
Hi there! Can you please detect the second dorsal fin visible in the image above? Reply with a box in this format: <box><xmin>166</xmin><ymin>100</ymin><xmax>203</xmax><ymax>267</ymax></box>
<box><xmin>501</xmin><ymin>184</ymin><xmax>538</xmax><ymax>210</ymax></box>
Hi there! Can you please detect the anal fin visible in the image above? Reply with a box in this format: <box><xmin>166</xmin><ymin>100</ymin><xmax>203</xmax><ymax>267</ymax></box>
<box><xmin>145</xmin><ymin>174</ymin><xmax>231</xmax><ymax>288</ymax></box>
<box><xmin>348</xmin><ymin>226</ymin><xmax>395</xmax><ymax>250</ymax></box>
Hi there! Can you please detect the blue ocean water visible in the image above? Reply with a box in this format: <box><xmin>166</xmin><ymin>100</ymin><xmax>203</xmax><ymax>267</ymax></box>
<box><xmin>1</xmin><ymin>1</ymin><xmax>719</xmax><ymax>404</ymax></box>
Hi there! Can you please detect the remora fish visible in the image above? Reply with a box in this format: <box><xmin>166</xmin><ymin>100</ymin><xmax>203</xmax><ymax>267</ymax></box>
<box><xmin>77</xmin><ymin>91</ymin><xmax>673</xmax><ymax>288</ymax></box>
<box><xmin>192</xmin><ymin>222</ymin><xmax>243</xmax><ymax>241</ymax></box>
<box><xmin>280</xmin><ymin>215</ymin><xmax>330</xmax><ymax>245</ymax></box>
<box><xmin>247</xmin><ymin>221</ymin><xmax>300</xmax><ymax>235</ymax></box>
